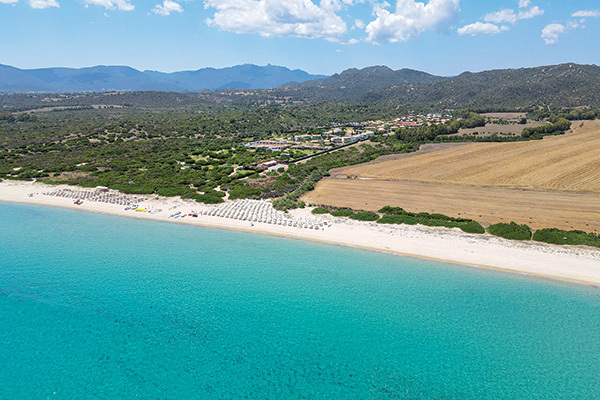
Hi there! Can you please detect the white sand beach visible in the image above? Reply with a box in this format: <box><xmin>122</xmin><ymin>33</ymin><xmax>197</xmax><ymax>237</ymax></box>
<box><xmin>1</xmin><ymin>180</ymin><xmax>599</xmax><ymax>286</ymax></box>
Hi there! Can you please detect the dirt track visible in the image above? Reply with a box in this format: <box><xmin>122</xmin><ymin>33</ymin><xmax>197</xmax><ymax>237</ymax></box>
<box><xmin>303</xmin><ymin>120</ymin><xmax>600</xmax><ymax>232</ymax></box>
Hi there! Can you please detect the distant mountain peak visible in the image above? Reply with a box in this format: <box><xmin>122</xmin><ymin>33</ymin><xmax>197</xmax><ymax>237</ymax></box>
<box><xmin>282</xmin><ymin>65</ymin><xmax>445</xmax><ymax>89</ymax></box>
<box><xmin>0</xmin><ymin>63</ymin><xmax>326</xmax><ymax>93</ymax></box>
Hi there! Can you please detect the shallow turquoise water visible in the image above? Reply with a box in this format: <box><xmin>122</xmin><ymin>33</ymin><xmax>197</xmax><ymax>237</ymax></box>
<box><xmin>1</xmin><ymin>202</ymin><xmax>600</xmax><ymax>399</ymax></box>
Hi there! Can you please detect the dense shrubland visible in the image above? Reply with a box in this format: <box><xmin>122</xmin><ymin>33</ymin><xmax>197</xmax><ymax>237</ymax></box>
<box><xmin>0</xmin><ymin>90</ymin><xmax>587</xmax><ymax>215</ymax></box>
<box><xmin>533</xmin><ymin>229</ymin><xmax>600</xmax><ymax>248</ymax></box>
<box><xmin>311</xmin><ymin>207</ymin><xmax>599</xmax><ymax>249</ymax></box>
<box><xmin>376</xmin><ymin>206</ymin><xmax>485</xmax><ymax>234</ymax></box>
<box><xmin>487</xmin><ymin>222</ymin><xmax>532</xmax><ymax>240</ymax></box>
<box><xmin>310</xmin><ymin>205</ymin><xmax>485</xmax><ymax>234</ymax></box>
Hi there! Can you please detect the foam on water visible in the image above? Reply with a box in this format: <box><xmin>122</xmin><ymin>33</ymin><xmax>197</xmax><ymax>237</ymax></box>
<box><xmin>1</xmin><ymin>202</ymin><xmax>600</xmax><ymax>399</ymax></box>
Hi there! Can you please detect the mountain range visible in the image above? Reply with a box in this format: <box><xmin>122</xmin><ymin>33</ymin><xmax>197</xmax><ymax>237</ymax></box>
<box><xmin>2</xmin><ymin>62</ymin><xmax>600</xmax><ymax>109</ymax></box>
<box><xmin>276</xmin><ymin>63</ymin><xmax>600</xmax><ymax>108</ymax></box>
<box><xmin>0</xmin><ymin>64</ymin><xmax>327</xmax><ymax>93</ymax></box>
<box><xmin>369</xmin><ymin>62</ymin><xmax>600</xmax><ymax>108</ymax></box>
<box><xmin>282</xmin><ymin>65</ymin><xmax>445</xmax><ymax>90</ymax></box>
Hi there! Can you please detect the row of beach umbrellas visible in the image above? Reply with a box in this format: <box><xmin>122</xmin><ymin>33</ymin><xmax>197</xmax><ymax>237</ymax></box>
<box><xmin>202</xmin><ymin>199</ymin><xmax>327</xmax><ymax>230</ymax></box>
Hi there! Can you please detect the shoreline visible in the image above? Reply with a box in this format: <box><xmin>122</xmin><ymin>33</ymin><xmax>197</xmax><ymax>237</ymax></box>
<box><xmin>2</xmin><ymin>180</ymin><xmax>600</xmax><ymax>287</ymax></box>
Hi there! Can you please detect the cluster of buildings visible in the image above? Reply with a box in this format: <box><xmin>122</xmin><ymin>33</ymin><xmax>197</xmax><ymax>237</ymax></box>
<box><xmin>244</xmin><ymin>113</ymin><xmax>459</xmax><ymax>172</ymax></box>
<box><xmin>256</xmin><ymin>160</ymin><xmax>284</xmax><ymax>170</ymax></box>
<box><xmin>245</xmin><ymin>113</ymin><xmax>452</xmax><ymax>169</ymax></box>
<box><xmin>246</xmin><ymin>127</ymin><xmax>375</xmax><ymax>153</ymax></box>
<box><xmin>245</xmin><ymin>141</ymin><xmax>289</xmax><ymax>151</ymax></box>
<box><xmin>392</xmin><ymin>113</ymin><xmax>451</xmax><ymax>127</ymax></box>
<box><xmin>356</xmin><ymin>113</ymin><xmax>452</xmax><ymax>133</ymax></box>
<box><xmin>293</xmin><ymin>127</ymin><xmax>375</xmax><ymax>145</ymax></box>
<box><xmin>330</xmin><ymin>130</ymin><xmax>375</xmax><ymax>143</ymax></box>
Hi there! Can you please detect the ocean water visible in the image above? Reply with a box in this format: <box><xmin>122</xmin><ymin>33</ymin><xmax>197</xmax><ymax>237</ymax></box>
<box><xmin>1</xmin><ymin>202</ymin><xmax>600</xmax><ymax>399</ymax></box>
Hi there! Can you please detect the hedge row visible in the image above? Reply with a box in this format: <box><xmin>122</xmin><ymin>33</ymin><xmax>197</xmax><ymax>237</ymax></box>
<box><xmin>533</xmin><ymin>228</ymin><xmax>600</xmax><ymax>248</ymax></box>
<box><xmin>377</xmin><ymin>214</ymin><xmax>485</xmax><ymax>234</ymax></box>
<box><xmin>377</xmin><ymin>206</ymin><xmax>485</xmax><ymax>234</ymax></box>
<box><xmin>349</xmin><ymin>211</ymin><xmax>380</xmax><ymax>221</ymax></box>
<box><xmin>487</xmin><ymin>222</ymin><xmax>532</xmax><ymax>240</ymax></box>
<box><xmin>479</xmin><ymin>221</ymin><xmax>599</xmax><ymax>249</ymax></box>
<box><xmin>314</xmin><ymin>207</ymin><xmax>599</xmax><ymax>249</ymax></box>
<box><xmin>312</xmin><ymin>206</ymin><xmax>485</xmax><ymax>234</ymax></box>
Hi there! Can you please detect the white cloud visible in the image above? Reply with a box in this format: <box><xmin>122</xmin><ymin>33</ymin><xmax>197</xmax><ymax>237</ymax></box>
<box><xmin>29</xmin><ymin>0</ymin><xmax>59</xmax><ymax>8</ymax></box>
<box><xmin>354</xmin><ymin>18</ymin><xmax>365</xmax><ymax>29</ymax></box>
<box><xmin>539</xmin><ymin>8</ymin><xmax>599</xmax><ymax>44</ymax></box>
<box><xmin>0</xmin><ymin>0</ymin><xmax>19</xmax><ymax>4</ymax></box>
<box><xmin>484</xmin><ymin>8</ymin><xmax>516</xmax><ymax>24</ymax></box>
<box><xmin>204</xmin><ymin>0</ymin><xmax>348</xmax><ymax>41</ymax></box>
<box><xmin>572</xmin><ymin>10</ymin><xmax>600</xmax><ymax>18</ymax></box>
<box><xmin>540</xmin><ymin>17</ymin><xmax>587</xmax><ymax>44</ymax></box>
<box><xmin>541</xmin><ymin>23</ymin><xmax>565</xmax><ymax>44</ymax></box>
<box><xmin>483</xmin><ymin>5</ymin><xmax>542</xmax><ymax>24</ymax></box>
<box><xmin>517</xmin><ymin>5</ymin><xmax>543</xmax><ymax>20</ymax></box>
<box><xmin>81</xmin><ymin>0</ymin><xmax>134</xmax><ymax>11</ymax></box>
<box><xmin>152</xmin><ymin>0</ymin><xmax>182</xmax><ymax>15</ymax></box>
<box><xmin>364</xmin><ymin>0</ymin><xmax>460</xmax><ymax>44</ymax></box>
<box><xmin>462</xmin><ymin>2</ymin><xmax>543</xmax><ymax>36</ymax></box>
<box><xmin>457</xmin><ymin>22</ymin><xmax>505</xmax><ymax>36</ymax></box>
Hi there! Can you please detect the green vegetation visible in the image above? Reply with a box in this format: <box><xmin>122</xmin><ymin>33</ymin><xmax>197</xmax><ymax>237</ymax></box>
<box><xmin>467</xmin><ymin>220</ymin><xmax>599</xmax><ymax>249</ymax></box>
<box><xmin>457</xmin><ymin>111</ymin><xmax>487</xmax><ymax>128</ymax></box>
<box><xmin>0</xmin><ymin>82</ymin><xmax>589</xmax><ymax>212</ymax></box>
<box><xmin>487</xmin><ymin>222</ymin><xmax>532</xmax><ymax>240</ymax></box>
<box><xmin>312</xmin><ymin>207</ymin><xmax>380</xmax><ymax>221</ymax></box>
<box><xmin>377</xmin><ymin>206</ymin><xmax>485</xmax><ymax>234</ymax></box>
<box><xmin>528</xmin><ymin>107</ymin><xmax>600</xmax><ymax>121</ymax></box>
<box><xmin>561</xmin><ymin>108</ymin><xmax>600</xmax><ymax>120</ymax></box>
<box><xmin>312</xmin><ymin>205</ymin><xmax>485</xmax><ymax>234</ymax></box>
<box><xmin>310</xmin><ymin>207</ymin><xmax>379</xmax><ymax>221</ymax></box>
<box><xmin>349</xmin><ymin>211</ymin><xmax>380</xmax><ymax>221</ymax></box>
<box><xmin>0</xmin><ymin>104</ymin><xmax>578</xmax><ymax>209</ymax></box>
<box><xmin>390</xmin><ymin>112</ymin><xmax>571</xmax><ymax>145</ymax></box>
<box><xmin>532</xmin><ymin>228</ymin><xmax>600</xmax><ymax>248</ymax></box>
<box><xmin>521</xmin><ymin>117</ymin><xmax>571</xmax><ymax>139</ymax></box>
<box><xmin>393</xmin><ymin>118</ymin><xmax>470</xmax><ymax>143</ymax></box>
<box><xmin>329</xmin><ymin>208</ymin><xmax>355</xmax><ymax>217</ymax></box>
<box><xmin>272</xmin><ymin>142</ymin><xmax>413</xmax><ymax>210</ymax></box>
<box><xmin>377</xmin><ymin>206</ymin><xmax>406</xmax><ymax>215</ymax></box>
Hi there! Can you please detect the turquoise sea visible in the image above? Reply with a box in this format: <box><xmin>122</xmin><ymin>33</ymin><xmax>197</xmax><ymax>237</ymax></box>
<box><xmin>1</xmin><ymin>202</ymin><xmax>600</xmax><ymax>399</ymax></box>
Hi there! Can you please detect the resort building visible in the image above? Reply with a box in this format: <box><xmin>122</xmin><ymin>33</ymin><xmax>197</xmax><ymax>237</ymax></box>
<box><xmin>256</xmin><ymin>160</ymin><xmax>279</xmax><ymax>169</ymax></box>
<box><xmin>245</xmin><ymin>141</ymin><xmax>290</xmax><ymax>151</ymax></box>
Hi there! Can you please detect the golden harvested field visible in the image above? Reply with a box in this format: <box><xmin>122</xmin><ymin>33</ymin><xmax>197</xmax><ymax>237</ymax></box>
<box><xmin>303</xmin><ymin>120</ymin><xmax>600</xmax><ymax>232</ymax></box>
<box><xmin>455</xmin><ymin>122</ymin><xmax>543</xmax><ymax>137</ymax></box>
<box><xmin>454</xmin><ymin>112</ymin><xmax>544</xmax><ymax>137</ymax></box>
<box><xmin>339</xmin><ymin>120</ymin><xmax>600</xmax><ymax>192</ymax></box>
<box><xmin>480</xmin><ymin>112</ymin><xmax>525</xmax><ymax>119</ymax></box>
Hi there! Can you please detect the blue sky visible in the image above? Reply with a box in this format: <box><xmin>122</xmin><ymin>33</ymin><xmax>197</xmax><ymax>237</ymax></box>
<box><xmin>1</xmin><ymin>0</ymin><xmax>599</xmax><ymax>75</ymax></box>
